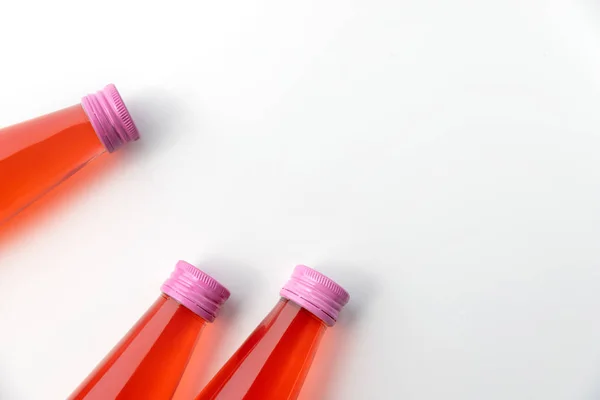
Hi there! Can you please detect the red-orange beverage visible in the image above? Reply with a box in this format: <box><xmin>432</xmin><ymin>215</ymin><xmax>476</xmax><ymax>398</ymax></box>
<box><xmin>0</xmin><ymin>84</ymin><xmax>139</xmax><ymax>223</ymax></box>
<box><xmin>69</xmin><ymin>261</ymin><xmax>230</xmax><ymax>400</ymax></box>
<box><xmin>195</xmin><ymin>265</ymin><xmax>349</xmax><ymax>400</ymax></box>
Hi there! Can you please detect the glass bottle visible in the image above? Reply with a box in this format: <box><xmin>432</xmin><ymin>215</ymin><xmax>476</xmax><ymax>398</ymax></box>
<box><xmin>195</xmin><ymin>265</ymin><xmax>349</xmax><ymax>400</ymax></box>
<box><xmin>69</xmin><ymin>260</ymin><xmax>230</xmax><ymax>400</ymax></box>
<box><xmin>0</xmin><ymin>84</ymin><xmax>139</xmax><ymax>223</ymax></box>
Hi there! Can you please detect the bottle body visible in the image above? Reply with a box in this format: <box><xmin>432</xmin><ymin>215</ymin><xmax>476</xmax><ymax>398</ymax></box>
<box><xmin>196</xmin><ymin>299</ymin><xmax>327</xmax><ymax>400</ymax></box>
<box><xmin>195</xmin><ymin>265</ymin><xmax>349</xmax><ymax>400</ymax></box>
<box><xmin>69</xmin><ymin>294</ymin><xmax>208</xmax><ymax>400</ymax></box>
<box><xmin>68</xmin><ymin>261</ymin><xmax>230</xmax><ymax>400</ymax></box>
<box><xmin>0</xmin><ymin>104</ymin><xmax>106</xmax><ymax>222</ymax></box>
<box><xmin>0</xmin><ymin>84</ymin><xmax>139</xmax><ymax>224</ymax></box>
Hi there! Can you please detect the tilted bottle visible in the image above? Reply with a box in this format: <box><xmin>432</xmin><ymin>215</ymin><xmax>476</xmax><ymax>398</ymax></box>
<box><xmin>195</xmin><ymin>265</ymin><xmax>349</xmax><ymax>400</ymax></box>
<box><xmin>0</xmin><ymin>84</ymin><xmax>139</xmax><ymax>223</ymax></box>
<box><xmin>69</xmin><ymin>261</ymin><xmax>230</xmax><ymax>400</ymax></box>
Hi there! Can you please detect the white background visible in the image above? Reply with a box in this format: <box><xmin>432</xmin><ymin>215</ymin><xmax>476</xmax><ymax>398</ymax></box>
<box><xmin>2</xmin><ymin>1</ymin><xmax>600</xmax><ymax>399</ymax></box>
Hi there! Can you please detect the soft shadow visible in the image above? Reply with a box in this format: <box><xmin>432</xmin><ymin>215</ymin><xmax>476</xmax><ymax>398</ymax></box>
<box><xmin>171</xmin><ymin>259</ymin><xmax>264</xmax><ymax>400</ymax></box>
<box><xmin>0</xmin><ymin>364</ymin><xmax>21</xmax><ymax>399</ymax></box>
<box><xmin>124</xmin><ymin>87</ymin><xmax>191</xmax><ymax>157</ymax></box>
<box><xmin>298</xmin><ymin>266</ymin><xmax>378</xmax><ymax>400</ymax></box>
<box><xmin>588</xmin><ymin>370</ymin><xmax>600</xmax><ymax>400</ymax></box>
<box><xmin>0</xmin><ymin>152</ymin><xmax>121</xmax><ymax>250</ymax></box>
<box><xmin>193</xmin><ymin>257</ymin><xmax>268</xmax><ymax>322</ymax></box>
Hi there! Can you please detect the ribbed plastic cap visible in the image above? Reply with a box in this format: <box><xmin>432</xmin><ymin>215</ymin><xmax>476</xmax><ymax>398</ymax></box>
<box><xmin>81</xmin><ymin>84</ymin><xmax>140</xmax><ymax>153</ymax></box>
<box><xmin>280</xmin><ymin>265</ymin><xmax>350</xmax><ymax>326</ymax></box>
<box><xmin>161</xmin><ymin>261</ymin><xmax>230</xmax><ymax>322</ymax></box>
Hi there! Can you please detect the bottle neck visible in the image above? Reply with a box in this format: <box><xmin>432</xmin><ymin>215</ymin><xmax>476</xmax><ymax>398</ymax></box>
<box><xmin>196</xmin><ymin>299</ymin><xmax>327</xmax><ymax>400</ymax></box>
<box><xmin>70</xmin><ymin>294</ymin><xmax>206</xmax><ymax>400</ymax></box>
<box><xmin>0</xmin><ymin>105</ymin><xmax>107</xmax><ymax>224</ymax></box>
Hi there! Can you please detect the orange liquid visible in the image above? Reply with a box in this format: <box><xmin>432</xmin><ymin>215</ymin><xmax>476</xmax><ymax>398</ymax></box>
<box><xmin>0</xmin><ymin>105</ymin><xmax>105</xmax><ymax>223</ymax></box>
<box><xmin>196</xmin><ymin>299</ymin><xmax>327</xmax><ymax>400</ymax></box>
<box><xmin>69</xmin><ymin>294</ymin><xmax>208</xmax><ymax>400</ymax></box>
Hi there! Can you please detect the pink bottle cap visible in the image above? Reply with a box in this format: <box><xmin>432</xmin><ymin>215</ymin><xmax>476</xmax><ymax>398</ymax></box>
<box><xmin>81</xmin><ymin>84</ymin><xmax>140</xmax><ymax>153</ymax></box>
<box><xmin>161</xmin><ymin>261</ymin><xmax>230</xmax><ymax>322</ymax></box>
<box><xmin>280</xmin><ymin>265</ymin><xmax>350</xmax><ymax>327</ymax></box>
